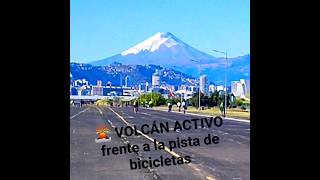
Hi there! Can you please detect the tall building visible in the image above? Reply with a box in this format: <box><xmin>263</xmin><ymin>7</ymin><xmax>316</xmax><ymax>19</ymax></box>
<box><xmin>139</xmin><ymin>82</ymin><xmax>150</xmax><ymax>92</ymax></box>
<box><xmin>199</xmin><ymin>75</ymin><xmax>208</xmax><ymax>94</ymax></box>
<box><xmin>245</xmin><ymin>80</ymin><xmax>250</xmax><ymax>94</ymax></box>
<box><xmin>216</xmin><ymin>85</ymin><xmax>224</xmax><ymax>91</ymax></box>
<box><xmin>97</xmin><ymin>80</ymin><xmax>102</xmax><ymax>87</ymax></box>
<box><xmin>231</xmin><ymin>81</ymin><xmax>239</xmax><ymax>95</ymax></box>
<box><xmin>231</xmin><ymin>79</ymin><xmax>247</xmax><ymax>98</ymax></box>
<box><xmin>119</xmin><ymin>74</ymin><xmax>123</xmax><ymax>87</ymax></box>
<box><xmin>209</xmin><ymin>85</ymin><xmax>215</xmax><ymax>92</ymax></box>
<box><xmin>91</xmin><ymin>86</ymin><xmax>103</xmax><ymax>96</ymax></box>
<box><xmin>240</xmin><ymin>79</ymin><xmax>246</xmax><ymax>98</ymax></box>
<box><xmin>152</xmin><ymin>72</ymin><xmax>160</xmax><ymax>87</ymax></box>
<box><xmin>125</xmin><ymin>76</ymin><xmax>130</xmax><ymax>87</ymax></box>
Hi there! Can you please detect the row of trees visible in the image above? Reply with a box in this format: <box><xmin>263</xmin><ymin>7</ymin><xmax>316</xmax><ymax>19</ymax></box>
<box><xmin>188</xmin><ymin>90</ymin><xmax>250</xmax><ymax>109</ymax></box>
<box><xmin>96</xmin><ymin>97</ymin><xmax>134</xmax><ymax>107</ymax></box>
<box><xmin>137</xmin><ymin>92</ymin><xmax>166</xmax><ymax>107</ymax></box>
<box><xmin>96</xmin><ymin>91</ymin><xmax>250</xmax><ymax>110</ymax></box>
<box><xmin>96</xmin><ymin>93</ymin><xmax>171</xmax><ymax>107</ymax></box>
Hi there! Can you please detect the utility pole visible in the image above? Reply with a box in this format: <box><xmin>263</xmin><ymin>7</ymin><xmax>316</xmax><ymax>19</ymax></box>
<box><xmin>224</xmin><ymin>52</ymin><xmax>228</xmax><ymax>117</ymax></box>
<box><xmin>181</xmin><ymin>72</ymin><xmax>183</xmax><ymax>104</ymax></box>
<box><xmin>199</xmin><ymin>66</ymin><xmax>201</xmax><ymax>110</ymax></box>
<box><xmin>190</xmin><ymin>59</ymin><xmax>202</xmax><ymax>110</ymax></box>
<box><xmin>212</xmin><ymin>50</ymin><xmax>228</xmax><ymax>117</ymax></box>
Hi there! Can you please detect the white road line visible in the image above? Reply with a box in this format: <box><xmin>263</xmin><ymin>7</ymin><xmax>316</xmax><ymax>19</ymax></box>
<box><xmin>95</xmin><ymin>107</ymin><xmax>103</xmax><ymax>115</ymax></box>
<box><xmin>70</xmin><ymin>108</ymin><xmax>89</xmax><ymax>119</ymax></box>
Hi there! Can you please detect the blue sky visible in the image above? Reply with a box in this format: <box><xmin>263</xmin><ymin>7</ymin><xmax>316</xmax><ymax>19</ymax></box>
<box><xmin>71</xmin><ymin>0</ymin><xmax>250</xmax><ymax>63</ymax></box>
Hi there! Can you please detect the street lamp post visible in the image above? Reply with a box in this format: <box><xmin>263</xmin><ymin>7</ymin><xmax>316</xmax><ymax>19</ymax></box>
<box><xmin>180</xmin><ymin>71</ymin><xmax>183</xmax><ymax>104</ymax></box>
<box><xmin>198</xmin><ymin>66</ymin><xmax>201</xmax><ymax>110</ymax></box>
<box><xmin>212</xmin><ymin>50</ymin><xmax>228</xmax><ymax>117</ymax></box>
<box><xmin>190</xmin><ymin>59</ymin><xmax>201</xmax><ymax>110</ymax></box>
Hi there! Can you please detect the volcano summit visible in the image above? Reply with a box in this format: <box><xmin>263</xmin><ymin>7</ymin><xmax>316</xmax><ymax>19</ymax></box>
<box><xmin>90</xmin><ymin>32</ymin><xmax>219</xmax><ymax>67</ymax></box>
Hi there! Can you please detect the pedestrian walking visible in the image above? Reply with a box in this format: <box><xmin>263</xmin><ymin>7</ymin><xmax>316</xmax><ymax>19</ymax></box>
<box><xmin>133</xmin><ymin>100</ymin><xmax>139</xmax><ymax>113</ymax></box>
<box><xmin>219</xmin><ymin>102</ymin><xmax>224</xmax><ymax>115</ymax></box>
<box><xmin>182</xmin><ymin>101</ymin><xmax>187</xmax><ymax>114</ymax></box>
<box><xmin>168</xmin><ymin>102</ymin><xmax>172</xmax><ymax>112</ymax></box>
<box><xmin>177</xmin><ymin>101</ymin><xmax>181</xmax><ymax>112</ymax></box>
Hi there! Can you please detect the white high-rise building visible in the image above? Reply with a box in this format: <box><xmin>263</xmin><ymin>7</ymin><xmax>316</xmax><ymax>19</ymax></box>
<box><xmin>216</xmin><ymin>85</ymin><xmax>224</xmax><ymax>91</ymax></box>
<box><xmin>91</xmin><ymin>86</ymin><xmax>103</xmax><ymax>96</ymax></box>
<box><xmin>231</xmin><ymin>79</ymin><xmax>247</xmax><ymax>98</ymax></box>
<box><xmin>140</xmin><ymin>82</ymin><xmax>150</xmax><ymax>92</ymax></box>
<box><xmin>231</xmin><ymin>81</ymin><xmax>239</xmax><ymax>96</ymax></box>
<box><xmin>240</xmin><ymin>79</ymin><xmax>246</xmax><ymax>98</ymax></box>
<box><xmin>199</xmin><ymin>75</ymin><xmax>208</xmax><ymax>94</ymax></box>
<box><xmin>245</xmin><ymin>80</ymin><xmax>250</xmax><ymax>94</ymax></box>
<box><xmin>208</xmin><ymin>85</ymin><xmax>215</xmax><ymax>92</ymax></box>
<box><xmin>152</xmin><ymin>72</ymin><xmax>160</xmax><ymax>87</ymax></box>
<box><xmin>119</xmin><ymin>74</ymin><xmax>123</xmax><ymax>87</ymax></box>
<box><xmin>97</xmin><ymin>80</ymin><xmax>102</xmax><ymax>87</ymax></box>
<box><xmin>125</xmin><ymin>76</ymin><xmax>130</xmax><ymax>87</ymax></box>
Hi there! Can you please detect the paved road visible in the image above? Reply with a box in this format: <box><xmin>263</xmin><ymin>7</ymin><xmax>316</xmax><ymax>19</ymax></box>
<box><xmin>70</xmin><ymin>105</ymin><xmax>250</xmax><ymax>180</ymax></box>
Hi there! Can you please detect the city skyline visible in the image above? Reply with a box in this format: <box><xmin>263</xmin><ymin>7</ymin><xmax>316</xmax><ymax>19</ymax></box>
<box><xmin>70</xmin><ymin>67</ymin><xmax>247</xmax><ymax>90</ymax></box>
<box><xmin>70</xmin><ymin>71</ymin><xmax>248</xmax><ymax>96</ymax></box>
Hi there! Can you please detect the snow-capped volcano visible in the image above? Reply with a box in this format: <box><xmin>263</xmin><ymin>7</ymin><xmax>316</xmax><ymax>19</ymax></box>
<box><xmin>90</xmin><ymin>32</ymin><xmax>219</xmax><ymax>67</ymax></box>
<box><xmin>88</xmin><ymin>32</ymin><xmax>250</xmax><ymax>84</ymax></box>
<box><xmin>121</xmin><ymin>32</ymin><xmax>181</xmax><ymax>55</ymax></box>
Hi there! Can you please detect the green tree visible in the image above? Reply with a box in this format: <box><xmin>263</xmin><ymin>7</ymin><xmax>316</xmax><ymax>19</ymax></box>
<box><xmin>210</xmin><ymin>90</ymin><xmax>220</xmax><ymax>107</ymax></box>
<box><xmin>235</xmin><ymin>98</ymin><xmax>245</xmax><ymax>107</ymax></box>
<box><xmin>217</xmin><ymin>91</ymin><xmax>233</xmax><ymax>108</ymax></box>
<box><xmin>189</xmin><ymin>92</ymin><xmax>205</xmax><ymax>108</ymax></box>
<box><xmin>202</xmin><ymin>95</ymin><xmax>210</xmax><ymax>107</ymax></box>
<box><xmin>138</xmin><ymin>92</ymin><xmax>166</xmax><ymax>106</ymax></box>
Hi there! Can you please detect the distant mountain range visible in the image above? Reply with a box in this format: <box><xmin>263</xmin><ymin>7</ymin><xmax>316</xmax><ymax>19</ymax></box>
<box><xmin>70</xmin><ymin>63</ymin><xmax>203</xmax><ymax>87</ymax></box>
<box><xmin>74</xmin><ymin>32</ymin><xmax>249</xmax><ymax>85</ymax></box>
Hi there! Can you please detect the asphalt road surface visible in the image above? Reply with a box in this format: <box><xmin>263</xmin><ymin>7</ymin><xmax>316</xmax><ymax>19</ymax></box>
<box><xmin>70</xmin><ymin>105</ymin><xmax>250</xmax><ymax>180</ymax></box>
